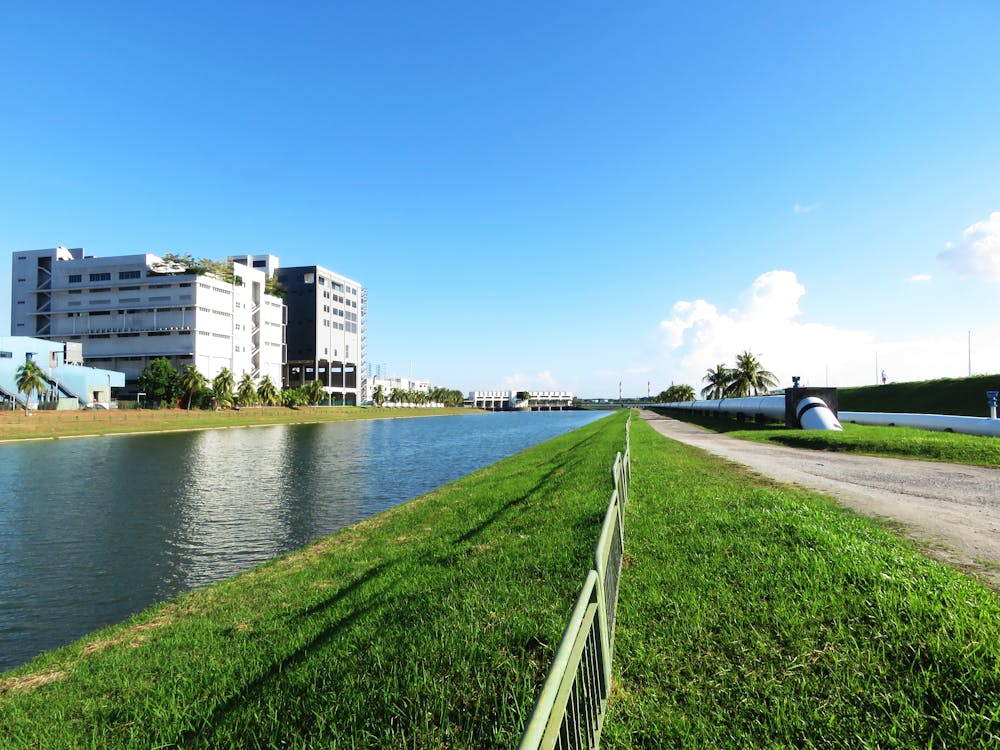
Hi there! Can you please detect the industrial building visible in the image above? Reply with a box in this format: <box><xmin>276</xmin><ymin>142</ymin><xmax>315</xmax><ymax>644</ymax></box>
<box><xmin>275</xmin><ymin>265</ymin><xmax>367</xmax><ymax>405</ymax></box>
<box><xmin>0</xmin><ymin>336</ymin><xmax>125</xmax><ymax>410</ymax></box>
<box><xmin>10</xmin><ymin>247</ymin><xmax>286</xmax><ymax>387</ymax></box>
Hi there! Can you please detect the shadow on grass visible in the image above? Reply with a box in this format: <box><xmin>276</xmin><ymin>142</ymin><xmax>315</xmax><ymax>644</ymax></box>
<box><xmin>183</xmin><ymin>563</ymin><xmax>393</xmax><ymax>745</ymax></box>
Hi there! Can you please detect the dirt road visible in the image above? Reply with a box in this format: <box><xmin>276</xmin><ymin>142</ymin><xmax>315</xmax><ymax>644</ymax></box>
<box><xmin>640</xmin><ymin>410</ymin><xmax>1000</xmax><ymax>590</ymax></box>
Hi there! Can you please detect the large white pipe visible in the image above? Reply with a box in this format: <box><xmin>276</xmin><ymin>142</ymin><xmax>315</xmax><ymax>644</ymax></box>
<box><xmin>839</xmin><ymin>411</ymin><xmax>1000</xmax><ymax>438</ymax></box>
<box><xmin>658</xmin><ymin>394</ymin><xmax>843</xmax><ymax>431</ymax></box>
<box><xmin>796</xmin><ymin>396</ymin><xmax>843</xmax><ymax>431</ymax></box>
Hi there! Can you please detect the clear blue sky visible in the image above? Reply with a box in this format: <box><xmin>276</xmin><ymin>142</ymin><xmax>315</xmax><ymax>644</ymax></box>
<box><xmin>3</xmin><ymin>2</ymin><xmax>1000</xmax><ymax>398</ymax></box>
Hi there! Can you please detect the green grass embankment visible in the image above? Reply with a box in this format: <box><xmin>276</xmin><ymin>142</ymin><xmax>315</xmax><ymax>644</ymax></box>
<box><xmin>648</xmin><ymin>409</ymin><xmax>1000</xmax><ymax>467</ymax></box>
<box><xmin>839</xmin><ymin>373</ymin><xmax>1000</xmax><ymax>416</ymax></box>
<box><xmin>0</xmin><ymin>405</ymin><xmax>475</xmax><ymax>442</ymax></box>
<box><xmin>6</xmin><ymin>411</ymin><xmax>999</xmax><ymax>748</ymax></box>
<box><xmin>0</xmin><ymin>412</ymin><xmax>624</xmax><ymax>748</ymax></box>
<box><xmin>604</xmin><ymin>417</ymin><xmax>1000</xmax><ymax>747</ymax></box>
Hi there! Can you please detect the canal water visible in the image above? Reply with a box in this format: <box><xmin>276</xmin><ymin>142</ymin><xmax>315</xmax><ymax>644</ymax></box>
<box><xmin>0</xmin><ymin>410</ymin><xmax>609</xmax><ymax>673</ymax></box>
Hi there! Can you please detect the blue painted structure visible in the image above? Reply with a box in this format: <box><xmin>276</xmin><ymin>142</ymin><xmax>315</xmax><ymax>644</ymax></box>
<box><xmin>0</xmin><ymin>336</ymin><xmax>125</xmax><ymax>410</ymax></box>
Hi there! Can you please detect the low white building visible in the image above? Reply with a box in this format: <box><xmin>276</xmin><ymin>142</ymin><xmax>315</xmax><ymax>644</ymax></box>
<box><xmin>469</xmin><ymin>390</ymin><xmax>574</xmax><ymax>411</ymax></box>
<box><xmin>0</xmin><ymin>336</ymin><xmax>125</xmax><ymax>409</ymax></box>
<box><xmin>10</xmin><ymin>247</ymin><xmax>285</xmax><ymax>386</ymax></box>
<box><xmin>369</xmin><ymin>375</ymin><xmax>431</xmax><ymax>396</ymax></box>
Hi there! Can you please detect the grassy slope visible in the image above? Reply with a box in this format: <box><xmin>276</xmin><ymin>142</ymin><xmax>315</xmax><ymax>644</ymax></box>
<box><xmin>0</xmin><ymin>413</ymin><xmax>624</xmax><ymax>749</ymax></box>
<box><xmin>839</xmin><ymin>373</ymin><xmax>1000</xmax><ymax>417</ymax></box>
<box><xmin>0</xmin><ymin>405</ymin><xmax>474</xmax><ymax>442</ymax></box>
<box><xmin>604</xmin><ymin>418</ymin><xmax>1000</xmax><ymax>748</ymax></box>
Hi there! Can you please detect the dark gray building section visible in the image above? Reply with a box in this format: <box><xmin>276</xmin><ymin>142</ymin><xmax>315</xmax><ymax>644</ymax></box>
<box><xmin>275</xmin><ymin>265</ymin><xmax>363</xmax><ymax>404</ymax></box>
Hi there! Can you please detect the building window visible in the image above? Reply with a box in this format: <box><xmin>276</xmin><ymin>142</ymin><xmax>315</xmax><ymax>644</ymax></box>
<box><xmin>89</xmin><ymin>272</ymin><xmax>111</xmax><ymax>282</ymax></box>
<box><xmin>0</xmin><ymin>351</ymin><xmax>11</xmax><ymax>359</ymax></box>
<box><xmin>253</xmin><ymin>260</ymin><xmax>266</xmax><ymax>268</ymax></box>
<box><xmin>119</xmin><ymin>270</ymin><xmax>141</xmax><ymax>280</ymax></box>
<box><xmin>68</xmin><ymin>274</ymin><xmax>82</xmax><ymax>283</ymax></box>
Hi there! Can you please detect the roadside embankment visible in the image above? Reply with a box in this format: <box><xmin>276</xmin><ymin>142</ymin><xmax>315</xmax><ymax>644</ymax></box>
<box><xmin>603</xmin><ymin>416</ymin><xmax>1000</xmax><ymax>747</ymax></box>
<box><xmin>0</xmin><ymin>411</ymin><xmax>625</xmax><ymax>748</ymax></box>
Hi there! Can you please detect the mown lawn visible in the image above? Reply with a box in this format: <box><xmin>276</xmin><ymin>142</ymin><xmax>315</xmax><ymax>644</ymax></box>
<box><xmin>649</xmin><ymin>408</ymin><xmax>1000</xmax><ymax>467</ymax></box>
<box><xmin>605</xmin><ymin>417</ymin><xmax>1000</xmax><ymax>747</ymax></box>
<box><xmin>0</xmin><ymin>412</ymin><xmax>624</xmax><ymax>749</ymax></box>
<box><xmin>5</xmin><ymin>410</ymin><xmax>998</xmax><ymax>748</ymax></box>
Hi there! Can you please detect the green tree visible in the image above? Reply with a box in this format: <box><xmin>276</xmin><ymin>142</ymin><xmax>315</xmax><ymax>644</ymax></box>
<box><xmin>389</xmin><ymin>388</ymin><xmax>404</xmax><ymax>405</ymax></box>
<box><xmin>138</xmin><ymin>357</ymin><xmax>178</xmax><ymax>407</ymax></box>
<box><xmin>372</xmin><ymin>384</ymin><xmax>385</xmax><ymax>407</ymax></box>
<box><xmin>179</xmin><ymin>364</ymin><xmax>206</xmax><ymax>410</ymax></box>
<box><xmin>236</xmin><ymin>372</ymin><xmax>258</xmax><ymax>407</ymax></box>
<box><xmin>657</xmin><ymin>384</ymin><xmax>696</xmax><ymax>402</ymax></box>
<box><xmin>211</xmin><ymin>368</ymin><xmax>235</xmax><ymax>410</ymax></box>
<box><xmin>701</xmin><ymin>364</ymin><xmax>732</xmax><ymax>400</ymax></box>
<box><xmin>15</xmin><ymin>358</ymin><xmax>47</xmax><ymax>414</ymax></box>
<box><xmin>303</xmin><ymin>379</ymin><xmax>325</xmax><ymax>405</ymax></box>
<box><xmin>257</xmin><ymin>375</ymin><xmax>279</xmax><ymax>406</ymax></box>
<box><xmin>728</xmin><ymin>351</ymin><xmax>779</xmax><ymax>397</ymax></box>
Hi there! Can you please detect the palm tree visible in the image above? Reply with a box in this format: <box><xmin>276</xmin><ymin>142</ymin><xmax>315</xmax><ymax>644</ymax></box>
<box><xmin>701</xmin><ymin>364</ymin><xmax>732</xmax><ymax>400</ymax></box>
<box><xmin>212</xmin><ymin>368</ymin><xmax>235</xmax><ymax>410</ymax></box>
<box><xmin>728</xmin><ymin>351</ymin><xmax>779</xmax><ymax>397</ymax></box>
<box><xmin>179</xmin><ymin>364</ymin><xmax>206</xmax><ymax>410</ymax></box>
<box><xmin>15</xmin><ymin>358</ymin><xmax>47</xmax><ymax>414</ymax></box>
<box><xmin>236</xmin><ymin>372</ymin><xmax>258</xmax><ymax>407</ymax></box>
<box><xmin>658</xmin><ymin>384</ymin><xmax>696</xmax><ymax>402</ymax></box>
<box><xmin>372</xmin><ymin>384</ymin><xmax>385</xmax><ymax>407</ymax></box>
<box><xmin>304</xmin><ymin>379</ymin><xmax>325</xmax><ymax>405</ymax></box>
<box><xmin>389</xmin><ymin>388</ymin><xmax>404</xmax><ymax>405</ymax></box>
<box><xmin>257</xmin><ymin>375</ymin><xmax>279</xmax><ymax>406</ymax></box>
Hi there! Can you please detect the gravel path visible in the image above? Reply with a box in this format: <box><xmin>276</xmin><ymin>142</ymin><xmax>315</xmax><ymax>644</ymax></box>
<box><xmin>640</xmin><ymin>410</ymin><xmax>1000</xmax><ymax>590</ymax></box>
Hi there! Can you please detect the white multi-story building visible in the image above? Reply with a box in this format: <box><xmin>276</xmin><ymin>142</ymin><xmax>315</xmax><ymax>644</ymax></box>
<box><xmin>275</xmin><ymin>264</ymin><xmax>366</xmax><ymax>405</ymax></box>
<box><xmin>10</xmin><ymin>247</ymin><xmax>285</xmax><ymax>386</ymax></box>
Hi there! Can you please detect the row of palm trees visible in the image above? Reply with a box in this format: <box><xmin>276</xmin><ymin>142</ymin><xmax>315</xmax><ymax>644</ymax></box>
<box><xmin>371</xmin><ymin>385</ymin><xmax>464</xmax><ymax>407</ymax></box>
<box><xmin>137</xmin><ymin>358</ymin><xmax>328</xmax><ymax>410</ymax></box>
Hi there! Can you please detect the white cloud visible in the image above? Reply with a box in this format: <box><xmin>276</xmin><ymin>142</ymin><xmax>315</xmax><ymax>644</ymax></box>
<box><xmin>657</xmin><ymin>270</ymin><xmax>1000</xmax><ymax>389</ymax></box>
<box><xmin>658</xmin><ymin>270</ymin><xmax>875</xmax><ymax>388</ymax></box>
<box><xmin>907</xmin><ymin>274</ymin><xmax>932</xmax><ymax>283</ymax></box>
<box><xmin>793</xmin><ymin>202</ymin><xmax>821</xmax><ymax>214</ymax></box>
<box><xmin>536</xmin><ymin>370</ymin><xmax>556</xmax><ymax>387</ymax></box>
<box><xmin>939</xmin><ymin>211</ymin><xmax>1000</xmax><ymax>281</ymax></box>
<box><xmin>503</xmin><ymin>370</ymin><xmax>559</xmax><ymax>390</ymax></box>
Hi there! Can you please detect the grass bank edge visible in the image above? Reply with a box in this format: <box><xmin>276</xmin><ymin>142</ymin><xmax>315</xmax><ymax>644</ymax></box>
<box><xmin>649</xmin><ymin>407</ymin><xmax>1000</xmax><ymax>467</ymax></box>
<box><xmin>0</xmin><ymin>405</ymin><xmax>481</xmax><ymax>442</ymax></box>
<box><xmin>603</xmin><ymin>417</ymin><xmax>1000</xmax><ymax>748</ymax></box>
<box><xmin>0</xmin><ymin>411</ymin><xmax>625</xmax><ymax>748</ymax></box>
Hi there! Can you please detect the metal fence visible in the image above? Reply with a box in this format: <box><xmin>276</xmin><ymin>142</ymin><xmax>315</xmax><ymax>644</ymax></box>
<box><xmin>519</xmin><ymin>413</ymin><xmax>632</xmax><ymax>750</ymax></box>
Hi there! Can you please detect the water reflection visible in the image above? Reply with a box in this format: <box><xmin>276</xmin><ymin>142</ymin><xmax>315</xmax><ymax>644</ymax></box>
<box><xmin>0</xmin><ymin>411</ymin><xmax>608</xmax><ymax>671</ymax></box>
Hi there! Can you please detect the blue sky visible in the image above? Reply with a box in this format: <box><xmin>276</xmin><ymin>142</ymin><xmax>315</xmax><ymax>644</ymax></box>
<box><xmin>3</xmin><ymin>2</ymin><xmax>1000</xmax><ymax>398</ymax></box>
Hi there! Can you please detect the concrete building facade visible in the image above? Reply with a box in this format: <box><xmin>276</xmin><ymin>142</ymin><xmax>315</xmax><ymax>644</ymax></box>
<box><xmin>276</xmin><ymin>265</ymin><xmax>367</xmax><ymax>405</ymax></box>
<box><xmin>469</xmin><ymin>390</ymin><xmax>575</xmax><ymax>411</ymax></box>
<box><xmin>10</xmin><ymin>247</ymin><xmax>285</xmax><ymax>386</ymax></box>
<box><xmin>0</xmin><ymin>336</ymin><xmax>125</xmax><ymax>409</ymax></box>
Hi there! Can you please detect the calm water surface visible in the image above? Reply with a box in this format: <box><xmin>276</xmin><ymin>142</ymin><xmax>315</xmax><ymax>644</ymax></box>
<box><xmin>0</xmin><ymin>410</ymin><xmax>608</xmax><ymax>672</ymax></box>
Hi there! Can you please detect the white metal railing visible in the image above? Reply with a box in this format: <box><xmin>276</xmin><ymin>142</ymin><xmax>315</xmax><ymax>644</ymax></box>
<box><xmin>519</xmin><ymin>412</ymin><xmax>631</xmax><ymax>749</ymax></box>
